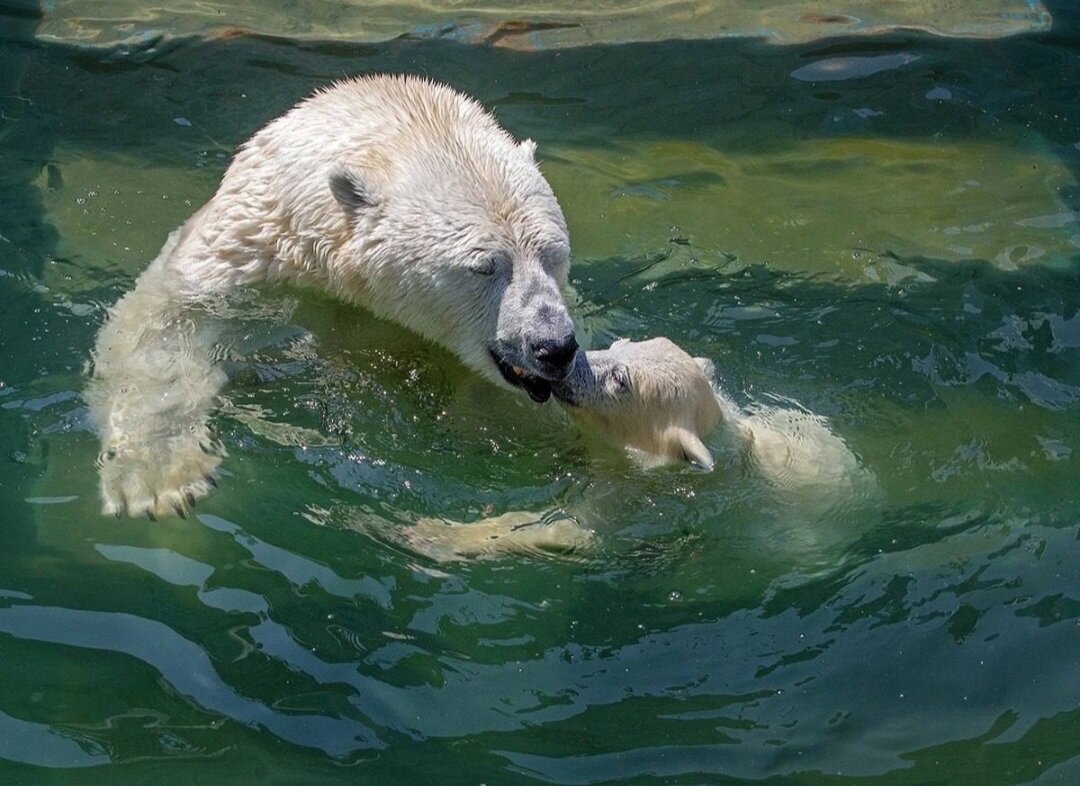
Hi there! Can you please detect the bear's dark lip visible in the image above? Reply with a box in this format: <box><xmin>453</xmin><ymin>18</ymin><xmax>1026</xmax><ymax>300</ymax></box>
<box><xmin>490</xmin><ymin>349</ymin><xmax>552</xmax><ymax>404</ymax></box>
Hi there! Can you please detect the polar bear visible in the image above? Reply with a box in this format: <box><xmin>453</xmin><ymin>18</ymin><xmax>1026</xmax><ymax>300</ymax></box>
<box><xmin>554</xmin><ymin>337</ymin><xmax>866</xmax><ymax>485</ymax></box>
<box><xmin>396</xmin><ymin>337</ymin><xmax>870</xmax><ymax>562</ymax></box>
<box><xmin>86</xmin><ymin>75</ymin><xmax>578</xmax><ymax>519</ymax></box>
<box><xmin>554</xmin><ymin>337</ymin><xmax>722</xmax><ymax>469</ymax></box>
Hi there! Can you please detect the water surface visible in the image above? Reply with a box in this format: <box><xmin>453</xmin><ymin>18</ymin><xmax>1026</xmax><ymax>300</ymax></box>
<box><xmin>1</xmin><ymin>2</ymin><xmax>1079</xmax><ymax>784</ymax></box>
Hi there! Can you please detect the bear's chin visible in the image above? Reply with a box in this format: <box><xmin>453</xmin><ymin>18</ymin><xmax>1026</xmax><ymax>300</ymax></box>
<box><xmin>490</xmin><ymin>350</ymin><xmax>553</xmax><ymax>403</ymax></box>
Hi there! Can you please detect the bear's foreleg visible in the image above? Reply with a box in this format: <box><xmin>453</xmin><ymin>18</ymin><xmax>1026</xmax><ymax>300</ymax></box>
<box><xmin>86</xmin><ymin>232</ymin><xmax>229</xmax><ymax>518</ymax></box>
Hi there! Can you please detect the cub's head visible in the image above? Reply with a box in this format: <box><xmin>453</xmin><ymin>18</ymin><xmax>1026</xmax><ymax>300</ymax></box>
<box><xmin>323</xmin><ymin>76</ymin><xmax>577</xmax><ymax>403</ymax></box>
<box><xmin>553</xmin><ymin>337</ymin><xmax>722</xmax><ymax>469</ymax></box>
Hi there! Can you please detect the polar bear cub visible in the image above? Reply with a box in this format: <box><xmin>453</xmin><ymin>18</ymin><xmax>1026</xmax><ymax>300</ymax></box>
<box><xmin>553</xmin><ymin>337</ymin><xmax>723</xmax><ymax>469</ymax></box>
<box><xmin>394</xmin><ymin>337</ymin><xmax>868</xmax><ymax>563</ymax></box>
<box><xmin>554</xmin><ymin>337</ymin><xmax>864</xmax><ymax>488</ymax></box>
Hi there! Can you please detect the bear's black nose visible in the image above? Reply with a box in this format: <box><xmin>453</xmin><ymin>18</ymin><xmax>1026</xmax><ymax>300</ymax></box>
<box><xmin>531</xmin><ymin>334</ymin><xmax>579</xmax><ymax>376</ymax></box>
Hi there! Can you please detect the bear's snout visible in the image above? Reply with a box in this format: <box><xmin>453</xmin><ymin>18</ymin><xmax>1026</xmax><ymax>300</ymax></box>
<box><xmin>530</xmin><ymin>333</ymin><xmax>579</xmax><ymax>378</ymax></box>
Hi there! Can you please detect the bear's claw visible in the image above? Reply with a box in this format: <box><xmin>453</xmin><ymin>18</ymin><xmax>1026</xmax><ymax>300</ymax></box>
<box><xmin>99</xmin><ymin>436</ymin><xmax>222</xmax><ymax>520</ymax></box>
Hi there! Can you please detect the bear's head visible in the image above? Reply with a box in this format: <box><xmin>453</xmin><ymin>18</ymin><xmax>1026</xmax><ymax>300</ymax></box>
<box><xmin>553</xmin><ymin>337</ymin><xmax>722</xmax><ymax>469</ymax></box>
<box><xmin>321</xmin><ymin>77</ymin><xmax>577</xmax><ymax>403</ymax></box>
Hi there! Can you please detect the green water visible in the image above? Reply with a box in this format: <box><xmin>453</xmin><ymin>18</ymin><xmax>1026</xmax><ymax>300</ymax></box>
<box><xmin>2</xmin><ymin>2</ymin><xmax>1080</xmax><ymax>783</ymax></box>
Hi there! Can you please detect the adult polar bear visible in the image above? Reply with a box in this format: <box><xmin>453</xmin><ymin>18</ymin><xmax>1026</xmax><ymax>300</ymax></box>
<box><xmin>87</xmin><ymin>75</ymin><xmax>578</xmax><ymax>519</ymax></box>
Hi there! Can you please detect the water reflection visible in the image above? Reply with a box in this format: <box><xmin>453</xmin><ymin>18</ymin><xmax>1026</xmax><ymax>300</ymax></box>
<box><xmin>0</xmin><ymin>709</ymin><xmax>108</xmax><ymax>769</ymax></box>
<box><xmin>10</xmin><ymin>513</ymin><xmax>1073</xmax><ymax>777</ymax></box>
<box><xmin>790</xmin><ymin>52</ymin><xmax>920</xmax><ymax>81</ymax></box>
<box><xmin>0</xmin><ymin>603</ymin><xmax>382</xmax><ymax>756</ymax></box>
<box><xmin>30</xmin><ymin>1</ymin><xmax>1052</xmax><ymax>50</ymax></box>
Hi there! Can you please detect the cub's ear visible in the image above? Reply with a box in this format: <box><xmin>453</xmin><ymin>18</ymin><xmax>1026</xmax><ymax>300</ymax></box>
<box><xmin>329</xmin><ymin>166</ymin><xmax>377</xmax><ymax>213</ymax></box>
<box><xmin>519</xmin><ymin>138</ymin><xmax>537</xmax><ymax>160</ymax></box>
<box><xmin>693</xmin><ymin>357</ymin><xmax>716</xmax><ymax>380</ymax></box>
<box><xmin>676</xmin><ymin>428</ymin><xmax>715</xmax><ymax>471</ymax></box>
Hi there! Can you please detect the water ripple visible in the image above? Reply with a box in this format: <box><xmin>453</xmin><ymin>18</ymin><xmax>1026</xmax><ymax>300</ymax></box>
<box><xmin>0</xmin><ymin>709</ymin><xmax>109</xmax><ymax>769</ymax></box>
<box><xmin>0</xmin><ymin>604</ymin><xmax>382</xmax><ymax>756</ymax></box>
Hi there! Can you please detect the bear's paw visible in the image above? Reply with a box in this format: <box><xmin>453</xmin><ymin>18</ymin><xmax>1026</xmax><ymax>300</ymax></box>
<box><xmin>98</xmin><ymin>432</ymin><xmax>223</xmax><ymax>520</ymax></box>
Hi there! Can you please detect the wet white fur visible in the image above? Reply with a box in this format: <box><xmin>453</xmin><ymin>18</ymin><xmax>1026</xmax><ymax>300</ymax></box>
<box><xmin>558</xmin><ymin>337</ymin><xmax>723</xmax><ymax>469</ymax></box>
<box><xmin>404</xmin><ymin>512</ymin><xmax>596</xmax><ymax>562</ymax></box>
<box><xmin>567</xmin><ymin>337</ymin><xmax>865</xmax><ymax>487</ymax></box>
<box><xmin>87</xmin><ymin>75</ymin><xmax>571</xmax><ymax>518</ymax></box>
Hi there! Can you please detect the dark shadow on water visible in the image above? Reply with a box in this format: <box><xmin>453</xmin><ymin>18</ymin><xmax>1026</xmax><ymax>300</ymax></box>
<box><xmin>0</xmin><ymin>1</ymin><xmax>58</xmax><ymax>277</ymax></box>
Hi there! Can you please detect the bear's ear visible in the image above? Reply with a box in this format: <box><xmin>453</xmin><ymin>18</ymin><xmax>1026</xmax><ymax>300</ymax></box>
<box><xmin>329</xmin><ymin>166</ymin><xmax>377</xmax><ymax>214</ymax></box>
<box><xmin>519</xmin><ymin>138</ymin><xmax>537</xmax><ymax>160</ymax></box>
<box><xmin>676</xmin><ymin>428</ymin><xmax>715</xmax><ymax>471</ymax></box>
